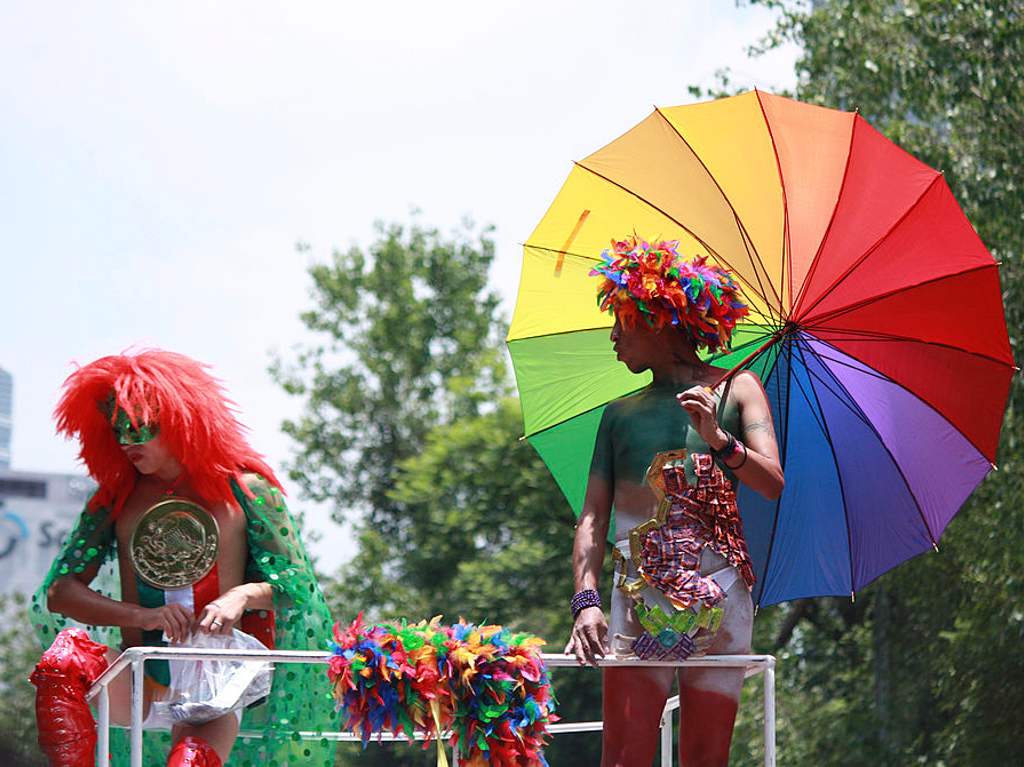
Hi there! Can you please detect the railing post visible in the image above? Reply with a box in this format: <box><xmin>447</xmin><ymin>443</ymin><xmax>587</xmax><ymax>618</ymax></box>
<box><xmin>97</xmin><ymin>684</ymin><xmax>109</xmax><ymax>765</ymax></box>
<box><xmin>660</xmin><ymin>713</ymin><xmax>673</xmax><ymax>767</ymax></box>
<box><xmin>763</xmin><ymin>658</ymin><xmax>776</xmax><ymax>767</ymax></box>
<box><xmin>131</xmin><ymin>657</ymin><xmax>144</xmax><ymax>767</ymax></box>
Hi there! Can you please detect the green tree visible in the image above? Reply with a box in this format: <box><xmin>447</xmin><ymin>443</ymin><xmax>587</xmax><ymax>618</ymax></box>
<box><xmin>0</xmin><ymin>594</ymin><xmax>46</xmax><ymax>766</ymax></box>
<box><xmin>271</xmin><ymin>218</ymin><xmax>507</xmax><ymax>538</ymax></box>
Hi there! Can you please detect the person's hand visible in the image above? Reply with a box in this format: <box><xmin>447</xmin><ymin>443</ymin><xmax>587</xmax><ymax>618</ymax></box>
<box><xmin>564</xmin><ymin>606</ymin><xmax>609</xmax><ymax>667</ymax></box>
<box><xmin>197</xmin><ymin>588</ymin><xmax>248</xmax><ymax>635</ymax></box>
<box><xmin>135</xmin><ymin>604</ymin><xmax>193</xmax><ymax>644</ymax></box>
<box><xmin>676</xmin><ymin>385</ymin><xmax>728</xmax><ymax>448</ymax></box>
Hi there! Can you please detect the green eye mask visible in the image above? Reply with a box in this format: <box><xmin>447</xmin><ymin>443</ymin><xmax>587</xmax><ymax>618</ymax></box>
<box><xmin>103</xmin><ymin>395</ymin><xmax>159</xmax><ymax>445</ymax></box>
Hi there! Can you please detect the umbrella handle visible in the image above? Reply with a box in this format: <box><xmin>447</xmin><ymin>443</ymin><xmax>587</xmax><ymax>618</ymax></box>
<box><xmin>708</xmin><ymin>330</ymin><xmax>786</xmax><ymax>392</ymax></box>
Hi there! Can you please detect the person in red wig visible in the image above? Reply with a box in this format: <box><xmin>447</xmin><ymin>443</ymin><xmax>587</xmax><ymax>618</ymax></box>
<box><xmin>565</xmin><ymin>238</ymin><xmax>784</xmax><ymax>767</ymax></box>
<box><xmin>29</xmin><ymin>350</ymin><xmax>337</xmax><ymax>767</ymax></box>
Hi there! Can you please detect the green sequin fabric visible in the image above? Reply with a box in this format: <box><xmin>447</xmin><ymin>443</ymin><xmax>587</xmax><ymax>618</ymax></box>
<box><xmin>30</xmin><ymin>478</ymin><xmax>338</xmax><ymax>767</ymax></box>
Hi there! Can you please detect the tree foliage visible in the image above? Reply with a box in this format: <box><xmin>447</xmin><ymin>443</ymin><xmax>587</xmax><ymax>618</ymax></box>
<box><xmin>0</xmin><ymin>594</ymin><xmax>46</xmax><ymax>767</ymax></box>
<box><xmin>271</xmin><ymin>219</ymin><xmax>507</xmax><ymax>533</ymax></box>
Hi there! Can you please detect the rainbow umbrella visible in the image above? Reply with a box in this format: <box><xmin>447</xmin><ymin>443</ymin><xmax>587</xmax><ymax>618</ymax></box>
<box><xmin>507</xmin><ymin>91</ymin><xmax>1015</xmax><ymax>607</ymax></box>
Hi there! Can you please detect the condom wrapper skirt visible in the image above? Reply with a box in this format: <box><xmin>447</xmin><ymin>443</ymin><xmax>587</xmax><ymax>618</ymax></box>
<box><xmin>611</xmin><ymin>451</ymin><xmax>755</xmax><ymax>660</ymax></box>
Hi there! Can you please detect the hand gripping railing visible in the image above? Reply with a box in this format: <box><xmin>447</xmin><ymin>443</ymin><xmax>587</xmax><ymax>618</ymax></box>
<box><xmin>86</xmin><ymin>648</ymin><xmax>776</xmax><ymax>767</ymax></box>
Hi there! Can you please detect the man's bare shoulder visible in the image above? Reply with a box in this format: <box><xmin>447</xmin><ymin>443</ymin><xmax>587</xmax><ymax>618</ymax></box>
<box><xmin>115</xmin><ymin>480</ymin><xmax>163</xmax><ymax>530</ymax></box>
<box><xmin>730</xmin><ymin>370</ymin><xmax>769</xmax><ymax>405</ymax></box>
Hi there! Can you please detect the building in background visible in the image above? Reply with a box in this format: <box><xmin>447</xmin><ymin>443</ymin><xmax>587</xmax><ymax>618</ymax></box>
<box><xmin>0</xmin><ymin>369</ymin><xmax>96</xmax><ymax>595</ymax></box>
<box><xmin>0</xmin><ymin>468</ymin><xmax>94</xmax><ymax>595</ymax></box>
<box><xmin>0</xmin><ymin>367</ymin><xmax>11</xmax><ymax>469</ymax></box>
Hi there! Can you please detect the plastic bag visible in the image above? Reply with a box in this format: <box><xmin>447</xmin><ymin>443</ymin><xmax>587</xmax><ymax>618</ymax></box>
<box><xmin>146</xmin><ymin>629</ymin><xmax>273</xmax><ymax>727</ymax></box>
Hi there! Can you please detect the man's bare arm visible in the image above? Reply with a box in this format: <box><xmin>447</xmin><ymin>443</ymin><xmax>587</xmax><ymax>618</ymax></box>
<box><xmin>729</xmin><ymin>372</ymin><xmax>785</xmax><ymax>500</ymax></box>
<box><xmin>196</xmin><ymin>582</ymin><xmax>274</xmax><ymax>635</ymax></box>
<box><xmin>742</xmin><ymin>416</ymin><xmax>776</xmax><ymax>440</ymax></box>
<box><xmin>572</xmin><ymin>476</ymin><xmax>612</xmax><ymax>595</ymax></box>
<box><xmin>48</xmin><ymin>573</ymin><xmax>138</xmax><ymax>627</ymax></box>
<box><xmin>678</xmin><ymin>372</ymin><xmax>784</xmax><ymax>499</ymax></box>
<box><xmin>565</xmin><ymin>473</ymin><xmax>612</xmax><ymax>665</ymax></box>
<box><xmin>48</xmin><ymin>573</ymin><xmax>192</xmax><ymax>643</ymax></box>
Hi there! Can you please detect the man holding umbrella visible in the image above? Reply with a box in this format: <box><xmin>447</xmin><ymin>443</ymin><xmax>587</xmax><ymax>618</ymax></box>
<box><xmin>565</xmin><ymin>237</ymin><xmax>784</xmax><ymax>767</ymax></box>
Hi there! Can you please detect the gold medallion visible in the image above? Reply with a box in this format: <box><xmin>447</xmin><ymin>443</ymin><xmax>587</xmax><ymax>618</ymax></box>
<box><xmin>129</xmin><ymin>497</ymin><xmax>219</xmax><ymax>590</ymax></box>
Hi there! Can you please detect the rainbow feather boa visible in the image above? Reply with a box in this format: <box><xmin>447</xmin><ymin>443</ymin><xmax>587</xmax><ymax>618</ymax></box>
<box><xmin>328</xmin><ymin>616</ymin><xmax>557</xmax><ymax>766</ymax></box>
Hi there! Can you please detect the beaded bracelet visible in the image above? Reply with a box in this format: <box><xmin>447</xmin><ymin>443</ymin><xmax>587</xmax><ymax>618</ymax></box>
<box><xmin>725</xmin><ymin>439</ymin><xmax>749</xmax><ymax>470</ymax></box>
<box><xmin>711</xmin><ymin>432</ymin><xmax>741</xmax><ymax>461</ymax></box>
<box><xmin>571</xmin><ymin>589</ymin><xmax>601</xmax><ymax>619</ymax></box>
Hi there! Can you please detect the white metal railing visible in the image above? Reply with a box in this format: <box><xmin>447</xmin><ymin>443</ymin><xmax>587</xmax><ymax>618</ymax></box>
<box><xmin>86</xmin><ymin>648</ymin><xmax>776</xmax><ymax>767</ymax></box>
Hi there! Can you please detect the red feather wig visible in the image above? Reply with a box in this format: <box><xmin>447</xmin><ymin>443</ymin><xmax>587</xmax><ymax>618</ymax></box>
<box><xmin>54</xmin><ymin>350</ymin><xmax>282</xmax><ymax>518</ymax></box>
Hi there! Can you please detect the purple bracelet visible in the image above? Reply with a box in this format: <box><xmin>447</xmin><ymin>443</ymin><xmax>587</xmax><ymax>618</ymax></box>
<box><xmin>571</xmin><ymin>589</ymin><xmax>601</xmax><ymax>619</ymax></box>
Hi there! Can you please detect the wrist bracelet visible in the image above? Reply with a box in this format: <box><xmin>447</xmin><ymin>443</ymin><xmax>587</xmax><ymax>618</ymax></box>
<box><xmin>571</xmin><ymin>589</ymin><xmax>601</xmax><ymax>619</ymax></box>
<box><xmin>725</xmin><ymin>440</ymin><xmax>749</xmax><ymax>470</ymax></box>
<box><xmin>711</xmin><ymin>432</ymin><xmax>739</xmax><ymax>460</ymax></box>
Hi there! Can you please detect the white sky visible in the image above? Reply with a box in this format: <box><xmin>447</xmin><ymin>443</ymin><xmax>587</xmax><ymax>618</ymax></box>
<box><xmin>0</xmin><ymin>1</ymin><xmax>797</xmax><ymax>568</ymax></box>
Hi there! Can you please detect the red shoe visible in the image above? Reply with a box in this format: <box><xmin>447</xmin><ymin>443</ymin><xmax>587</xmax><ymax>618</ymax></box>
<box><xmin>29</xmin><ymin>628</ymin><xmax>109</xmax><ymax>767</ymax></box>
<box><xmin>166</xmin><ymin>736</ymin><xmax>222</xmax><ymax>767</ymax></box>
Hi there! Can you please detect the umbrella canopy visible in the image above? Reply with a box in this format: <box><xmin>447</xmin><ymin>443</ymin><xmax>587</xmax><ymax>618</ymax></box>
<box><xmin>508</xmin><ymin>90</ymin><xmax>1015</xmax><ymax>607</ymax></box>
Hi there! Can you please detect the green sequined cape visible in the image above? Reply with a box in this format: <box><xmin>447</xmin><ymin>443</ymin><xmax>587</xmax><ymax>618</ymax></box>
<box><xmin>30</xmin><ymin>476</ymin><xmax>339</xmax><ymax>767</ymax></box>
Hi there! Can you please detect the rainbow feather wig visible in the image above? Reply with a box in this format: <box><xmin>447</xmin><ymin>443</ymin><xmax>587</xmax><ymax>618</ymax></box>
<box><xmin>590</xmin><ymin>236</ymin><xmax>749</xmax><ymax>352</ymax></box>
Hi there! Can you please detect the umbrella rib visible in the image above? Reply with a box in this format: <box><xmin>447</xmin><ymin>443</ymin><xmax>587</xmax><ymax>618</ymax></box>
<box><xmin>795</xmin><ymin>174</ymin><xmax>944</xmax><ymax>322</ymax></box>
<box><xmin>739</xmin><ymin>224</ymin><xmax>781</xmax><ymax>325</ymax></box>
<box><xmin>795</xmin><ymin>334</ymin><xmax>952</xmax><ymax>543</ymax></box>
<box><xmin>799</xmin><ymin>334</ymin><xmax>1000</xmax><ymax>465</ymax></box>
<box><xmin>803</xmin><ymin>321</ymin><xmax>1014</xmax><ymax>370</ymax></box>
<box><xmin>523</xmin><ymin>243</ymin><xmax>603</xmax><ymax>264</ymax></box>
<box><xmin>795</xmin><ymin>337</ymin><xmax>940</xmax><ymax>549</ymax></box>
<box><xmin>790</xmin><ymin>344</ymin><xmax>904</xmax><ymax>387</ymax></box>
<box><xmin>573</xmin><ymin>162</ymin><xmax>783</xmax><ymax>327</ymax></box>
<box><xmin>790</xmin><ymin>113</ymin><xmax>860</xmax><ymax>316</ymax></box>
<box><xmin>753</xmin><ymin>340</ymin><xmax>795</xmax><ymax>609</ymax></box>
<box><xmin>704</xmin><ymin>327</ymin><xmax>784</xmax><ymax>366</ymax></box>
<box><xmin>799</xmin><ymin>262</ymin><xmax>998</xmax><ymax>330</ymax></box>
<box><xmin>793</xmin><ymin>338</ymin><xmax>897</xmax><ymax>435</ymax></box>
<box><xmin>780</xmin><ymin>351</ymin><xmax>831</xmax><ymax>438</ymax></box>
<box><xmin>754</xmin><ymin>89</ymin><xmax>794</xmax><ymax>315</ymax></box>
<box><xmin>788</xmin><ymin>340</ymin><xmax>858</xmax><ymax>595</ymax></box>
<box><xmin>653</xmin><ymin>106</ymin><xmax>785</xmax><ymax>319</ymax></box>
<box><xmin>739</xmin><ymin>223</ymin><xmax>783</xmax><ymax>326</ymax></box>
